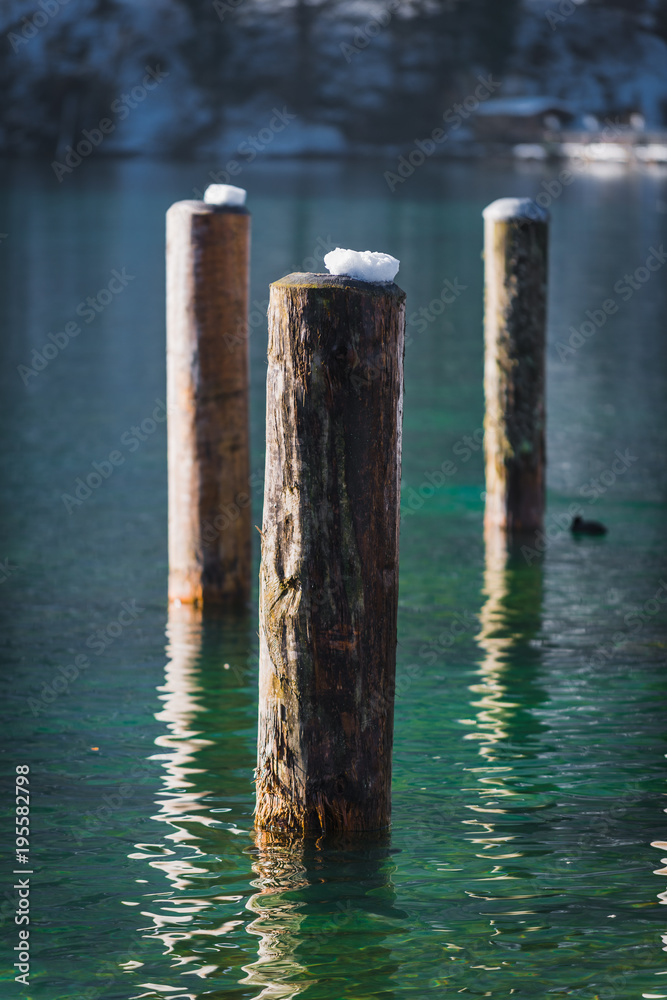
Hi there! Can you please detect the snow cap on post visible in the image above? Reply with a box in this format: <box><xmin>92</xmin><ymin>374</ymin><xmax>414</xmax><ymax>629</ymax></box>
<box><xmin>324</xmin><ymin>248</ymin><xmax>400</xmax><ymax>282</ymax></box>
<box><xmin>482</xmin><ymin>197</ymin><xmax>549</xmax><ymax>224</ymax></box>
<box><xmin>203</xmin><ymin>184</ymin><xmax>247</xmax><ymax>207</ymax></box>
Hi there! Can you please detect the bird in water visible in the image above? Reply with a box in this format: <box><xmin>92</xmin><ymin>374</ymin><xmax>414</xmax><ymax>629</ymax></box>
<box><xmin>571</xmin><ymin>515</ymin><xmax>607</xmax><ymax>536</ymax></box>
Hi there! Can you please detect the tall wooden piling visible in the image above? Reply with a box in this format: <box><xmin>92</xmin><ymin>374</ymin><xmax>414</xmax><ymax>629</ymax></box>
<box><xmin>166</xmin><ymin>198</ymin><xmax>251</xmax><ymax>607</ymax></box>
<box><xmin>483</xmin><ymin>198</ymin><xmax>549</xmax><ymax>534</ymax></box>
<box><xmin>256</xmin><ymin>272</ymin><xmax>406</xmax><ymax>834</ymax></box>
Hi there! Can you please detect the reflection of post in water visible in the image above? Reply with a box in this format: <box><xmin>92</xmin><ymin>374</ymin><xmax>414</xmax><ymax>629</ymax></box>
<box><xmin>241</xmin><ymin>830</ymin><xmax>310</xmax><ymax>1000</ymax></box>
<box><xmin>128</xmin><ymin>602</ymin><xmax>256</xmax><ymax>982</ymax></box>
<box><xmin>651</xmin><ymin>837</ymin><xmax>667</xmax><ymax>958</ymax></box>
<box><xmin>241</xmin><ymin>831</ymin><xmax>404</xmax><ymax>1000</ymax></box>
<box><xmin>155</xmin><ymin>604</ymin><xmax>211</xmax><ymax>868</ymax></box>
<box><xmin>154</xmin><ymin>603</ymin><xmax>254</xmax><ymax>840</ymax></box>
<box><xmin>130</xmin><ymin>605</ymin><xmax>404</xmax><ymax>996</ymax></box>
<box><xmin>463</xmin><ymin>526</ymin><xmax>547</xmax><ymax>855</ymax></box>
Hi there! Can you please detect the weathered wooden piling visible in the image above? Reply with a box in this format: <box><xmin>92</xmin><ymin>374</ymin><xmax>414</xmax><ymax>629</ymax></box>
<box><xmin>483</xmin><ymin>198</ymin><xmax>549</xmax><ymax>534</ymax></box>
<box><xmin>166</xmin><ymin>195</ymin><xmax>251</xmax><ymax>607</ymax></box>
<box><xmin>256</xmin><ymin>272</ymin><xmax>406</xmax><ymax>834</ymax></box>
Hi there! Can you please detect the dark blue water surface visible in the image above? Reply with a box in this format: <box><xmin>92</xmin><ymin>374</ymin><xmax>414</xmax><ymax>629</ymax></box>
<box><xmin>1</xmin><ymin>156</ymin><xmax>666</xmax><ymax>999</ymax></box>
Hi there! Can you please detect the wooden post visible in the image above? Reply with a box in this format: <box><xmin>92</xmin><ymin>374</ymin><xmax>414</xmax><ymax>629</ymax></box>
<box><xmin>256</xmin><ymin>272</ymin><xmax>406</xmax><ymax>835</ymax></box>
<box><xmin>166</xmin><ymin>197</ymin><xmax>251</xmax><ymax>607</ymax></box>
<box><xmin>483</xmin><ymin>198</ymin><xmax>549</xmax><ymax>534</ymax></box>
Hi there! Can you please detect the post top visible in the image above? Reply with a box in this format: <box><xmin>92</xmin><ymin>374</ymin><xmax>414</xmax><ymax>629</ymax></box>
<box><xmin>271</xmin><ymin>272</ymin><xmax>405</xmax><ymax>299</ymax></box>
<box><xmin>483</xmin><ymin>197</ymin><xmax>549</xmax><ymax>223</ymax></box>
<box><xmin>167</xmin><ymin>199</ymin><xmax>249</xmax><ymax>217</ymax></box>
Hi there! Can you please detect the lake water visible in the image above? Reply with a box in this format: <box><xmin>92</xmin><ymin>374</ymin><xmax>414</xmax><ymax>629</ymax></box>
<box><xmin>1</xmin><ymin>155</ymin><xmax>666</xmax><ymax>999</ymax></box>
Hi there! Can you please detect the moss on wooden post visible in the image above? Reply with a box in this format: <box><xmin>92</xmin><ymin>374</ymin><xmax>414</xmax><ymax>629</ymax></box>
<box><xmin>483</xmin><ymin>198</ymin><xmax>549</xmax><ymax>534</ymax></box>
<box><xmin>256</xmin><ymin>272</ymin><xmax>406</xmax><ymax>835</ymax></box>
<box><xmin>166</xmin><ymin>200</ymin><xmax>251</xmax><ymax>608</ymax></box>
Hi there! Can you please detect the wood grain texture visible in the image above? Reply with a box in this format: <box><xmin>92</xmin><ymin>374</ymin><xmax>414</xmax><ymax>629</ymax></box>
<box><xmin>167</xmin><ymin>201</ymin><xmax>251</xmax><ymax>607</ymax></box>
<box><xmin>256</xmin><ymin>272</ymin><xmax>406</xmax><ymax>834</ymax></box>
<box><xmin>483</xmin><ymin>212</ymin><xmax>548</xmax><ymax>533</ymax></box>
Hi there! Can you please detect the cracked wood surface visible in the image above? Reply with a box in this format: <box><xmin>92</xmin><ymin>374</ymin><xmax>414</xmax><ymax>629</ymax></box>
<box><xmin>166</xmin><ymin>201</ymin><xmax>251</xmax><ymax>607</ymax></box>
<box><xmin>484</xmin><ymin>212</ymin><xmax>548</xmax><ymax>533</ymax></box>
<box><xmin>256</xmin><ymin>273</ymin><xmax>406</xmax><ymax>834</ymax></box>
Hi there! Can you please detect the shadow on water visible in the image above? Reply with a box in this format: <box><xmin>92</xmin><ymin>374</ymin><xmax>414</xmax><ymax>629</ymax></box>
<box><xmin>463</xmin><ymin>526</ymin><xmax>551</xmax><ymax>859</ymax></box>
<box><xmin>127</xmin><ymin>603</ymin><xmax>407</xmax><ymax>998</ymax></box>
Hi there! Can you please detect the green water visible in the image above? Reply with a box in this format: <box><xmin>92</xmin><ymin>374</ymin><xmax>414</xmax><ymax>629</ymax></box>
<box><xmin>1</xmin><ymin>157</ymin><xmax>666</xmax><ymax>999</ymax></box>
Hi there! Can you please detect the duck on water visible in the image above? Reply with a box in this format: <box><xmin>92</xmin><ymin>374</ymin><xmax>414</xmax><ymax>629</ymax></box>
<box><xmin>571</xmin><ymin>515</ymin><xmax>608</xmax><ymax>536</ymax></box>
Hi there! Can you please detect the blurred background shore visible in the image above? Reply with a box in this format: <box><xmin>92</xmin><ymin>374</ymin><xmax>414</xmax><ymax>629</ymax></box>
<box><xmin>3</xmin><ymin>0</ymin><xmax>667</xmax><ymax>165</ymax></box>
